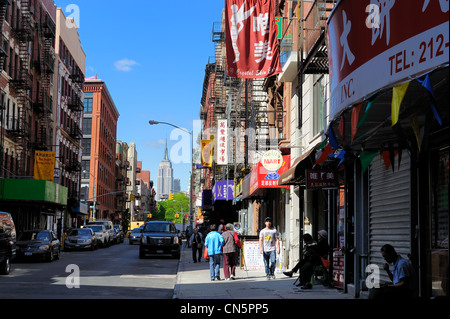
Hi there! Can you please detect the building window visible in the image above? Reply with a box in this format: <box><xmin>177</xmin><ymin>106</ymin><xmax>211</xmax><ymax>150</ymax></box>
<box><xmin>81</xmin><ymin>160</ymin><xmax>90</xmax><ymax>179</ymax></box>
<box><xmin>313</xmin><ymin>75</ymin><xmax>325</xmax><ymax>136</ymax></box>
<box><xmin>82</xmin><ymin>118</ymin><xmax>92</xmax><ymax>135</ymax></box>
<box><xmin>84</xmin><ymin>93</ymin><xmax>93</xmax><ymax>114</ymax></box>
<box><xmin>82</xmin><ymin>138</ymin><xmax>91</xmax><ymax>156</ymax></box>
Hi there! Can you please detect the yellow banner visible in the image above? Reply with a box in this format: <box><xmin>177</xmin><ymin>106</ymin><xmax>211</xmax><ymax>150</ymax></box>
<box><xmin>201</xmin><ymin>139</ymin><xmax>213</xmax><ymax>167</ymax></box>
<box><xmin>34</xmin><ymin>151</ymin><xmax>56</xmax><ymax>182</ymax></box>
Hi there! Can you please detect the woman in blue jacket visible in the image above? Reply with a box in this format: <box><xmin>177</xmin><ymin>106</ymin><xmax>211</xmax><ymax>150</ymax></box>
<box><xmin>204</xmin><ymin>224</ymin><xmax>224</xmax><ymax>281</ymax></box>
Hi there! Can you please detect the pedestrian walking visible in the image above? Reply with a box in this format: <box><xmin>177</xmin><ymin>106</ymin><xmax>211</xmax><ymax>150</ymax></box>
<box><xmin>218</xmin><ymin>219</ymin><xmax>225</xmax><ymax>234</ymax></box>
<box><xmin>222</xmin><ymin>223</ymin><xmax>240</xmax><ymax>280</ymax></box>
<box><xmin>189</xmin><ymin>228</ymin><xmax>203</xmax><ymax>263</ymax></box>
<box><xmin>259</xmin><ymin>217</ymin><xmax>280</xmax><ymax>280</ymax></box>
<box><xmin>204</xmin><ymin>224</ymin><xmax>224</xmax><ymax>281</ymax></box>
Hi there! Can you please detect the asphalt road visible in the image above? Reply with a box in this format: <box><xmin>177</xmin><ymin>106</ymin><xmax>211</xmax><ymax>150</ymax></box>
<box><xmin>0</xmin><ymin>239</ymin><xmax>179</xmax><ymax>299</ymax></box>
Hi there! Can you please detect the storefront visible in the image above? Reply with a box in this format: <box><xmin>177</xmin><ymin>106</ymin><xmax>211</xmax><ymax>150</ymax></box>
<box><xmin>211</xmin><ymin>180</ymin><xmax>238</xmax><ymax>225</ymax></box>
<box><xmin>0</xmin><ymin>179</ymin><xmax>68</xmax><ymax>233</ymax></box>
<box><xmin>325</xmin><ymin>0</ymin><xmax>449</xmax><ymax>297</ymax></box>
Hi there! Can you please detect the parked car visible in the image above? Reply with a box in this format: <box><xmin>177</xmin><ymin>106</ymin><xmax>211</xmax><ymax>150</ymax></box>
<box><xmin>0</xmin><ymin>212</ymin><xmax>17</xmax><ymax>275</ymax></box>
<box><xmin>139</xmin><ymin>221</ymin><xmax>181</xmax><ymax>259</ymax></box>
<box><xmin>113</xmin><ymin>225</ymin><xmax>124</xmax><ymax>243</ymax></box>
<box><xmin>84</xmin><ymin>225</ymin><xmax>109</xmax><ymax>247</ymax></box>
<box><xmin>128</xmin><ymin>228</ymin><xmax>142</xmax><ymax>245</ymax></box>
<box><xmin>87</xmin><ymin>221</ymin><xmax>114</xmax><ymax>246</ymax></box>
<box><xmin>16</xmin><ymin>230</ymin><xmax>60</xmax><ymax>262</ymax></box>
<box><xmin>64</xmin><ymin>228</ymin><xmax>98</xmax><ymax>251</ymax></box>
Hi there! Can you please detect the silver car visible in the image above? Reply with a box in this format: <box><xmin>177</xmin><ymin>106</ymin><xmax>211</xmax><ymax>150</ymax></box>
<box><xmin>129</xmin><ymin>228</ymin><xmax>142</xmax><ymax>245</ymax></box>
<box><xmin>85</xmin><ymin>225</ymin><xmax>109</xmax><ymax>247</ymax></box>
<box><xmin>64</xmin><ymin>228</ymin><xmax>98</xmax><ymax>251</ymax></box>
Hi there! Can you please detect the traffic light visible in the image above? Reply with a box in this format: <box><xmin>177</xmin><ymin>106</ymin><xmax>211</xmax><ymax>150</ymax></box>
<box><xmin>147</xmin><ymin>213</ymin><xmax>152</xmax><ymax>219</ymax></box>
<box><xmin>168</xmin><ymin>193</ymin><xmax>174</xmax><ymax>200</ymax></box>
<box><xmin>130</xmin><ymin>193</ymin><xmax>135</xmax><ymax>201</ymax></box>
<box><xmin>175</xmin><ymin>213</ymin><xmax>179</xmax><ymax>218</ymax></box>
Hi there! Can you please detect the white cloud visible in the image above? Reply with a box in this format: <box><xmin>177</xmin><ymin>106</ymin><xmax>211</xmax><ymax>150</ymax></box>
<box><xmin>114</xmin><ymin>58</ymin><xmax>139</xmax><ymax>71</ymax></box>
<box><xmin>145</xmin><ymin>139</ymin><xmax>165</xmax><ymax>148</ymax></box>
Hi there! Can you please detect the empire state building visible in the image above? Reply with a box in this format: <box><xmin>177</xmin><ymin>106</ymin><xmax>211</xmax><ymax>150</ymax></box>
<box><xmin>157</xmin><ymin>140</ymin><xmax>173</xmax><ymax>201</ymax></box>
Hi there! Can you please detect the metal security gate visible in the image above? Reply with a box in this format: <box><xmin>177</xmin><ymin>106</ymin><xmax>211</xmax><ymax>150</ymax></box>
<box><xmin>368</xmin><ymin>152</ymin><xmax>411</xmax><ymax>283</ymax></box>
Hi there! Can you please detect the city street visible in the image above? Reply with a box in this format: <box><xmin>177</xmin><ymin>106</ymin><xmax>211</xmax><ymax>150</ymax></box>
<box><xmin>0</xmin><ymin>239</ymin><xmax>178</xmax><ymax>299</ymax></box>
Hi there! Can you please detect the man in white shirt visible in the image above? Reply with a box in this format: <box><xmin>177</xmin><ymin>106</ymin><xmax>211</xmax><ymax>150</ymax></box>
<box><xmin>259</xmin><ymin>217</ymin><xmax>280</xmax><ymax>280</ymax></box>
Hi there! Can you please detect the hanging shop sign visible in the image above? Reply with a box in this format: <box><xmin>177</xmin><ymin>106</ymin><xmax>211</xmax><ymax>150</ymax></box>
<box><xmin>213</xmin><ymin>180</ymin><xmax>235</xmax><ymax>201</ymax></box>
<box><xmin>216</xmin><ymin>120</ymin><xmax>228</xmax><ymax>165</ymax></box>
<box><xmin>225</xmin><ymin>0</ymin><xmax>282</xmax><ymax>78</ymax></box>
<box><xmin>261</xmin><ymin>149</ymin><xmax>284</xmax><ymax>172</ymax></box>
<box><xmin>33</xmin><ymin>151</ymin><xmax>56</xmax><ymax>182</ymax></box>
<box><xmin>326</xmin><ymin>0</ymin><xmax>449</xmax><ymax>121</ymax></box>
<box><xmin>306</xmin><ymin>169</ymin><xmax>338</xmax><ymax>189</ymax></box>
<box><xmin>201</xmin><ymin>139</ymin><xmax>214</xmax><ymax>167</ymax></box>
<box><xmin>249</xmin><ymin>154</ymin><xmax>290</xmax><ymax>195</ymax></box>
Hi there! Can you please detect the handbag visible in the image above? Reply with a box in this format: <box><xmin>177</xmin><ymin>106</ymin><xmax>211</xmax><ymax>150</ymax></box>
<box><xmin>234</xmin><ymin>232</ymin><xmax>242</xmax><ymax>248</ymax></box>
<box><xmin>203</xmin><ymin>247</ymin><xmax>209</xmax><ymax>259</ymax></box>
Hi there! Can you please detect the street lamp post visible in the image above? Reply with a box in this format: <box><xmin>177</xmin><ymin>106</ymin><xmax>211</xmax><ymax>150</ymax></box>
<box><xmin>149</xmin><ymin>120</ymin><xmax>194</xmax><ymax>229</ymax></box>
<box><xmin>83</xmin><ymin>170</ymin><xmax>97</xmax><ymax>221</ymax></box>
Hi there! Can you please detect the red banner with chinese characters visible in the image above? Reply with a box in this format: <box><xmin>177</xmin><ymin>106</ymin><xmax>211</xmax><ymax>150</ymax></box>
<box><xmin>225</xmin><ymin>0</ymin><xmax>282</xmax><ymax>78</ymax></box>
<box><xmin>326</xmin><ymin>0</ymin><xmax>449</xmax><ymax>121</ymax></box>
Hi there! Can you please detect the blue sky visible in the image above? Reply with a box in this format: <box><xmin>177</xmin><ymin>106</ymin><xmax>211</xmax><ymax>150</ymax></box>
<box><xmin>54</xmin><ymin>0</ymin><xmax>225</xmax><ymax>193</ymax></box>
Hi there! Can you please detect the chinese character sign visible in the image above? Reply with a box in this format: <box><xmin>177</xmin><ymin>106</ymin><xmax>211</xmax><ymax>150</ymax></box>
<box><xmin>216</xmin><ymin>119</ymin><xmax>228</xmax><ymax>165</ymax></box>
<box><xmin>326</xmin><ymin>0</ymin><xmax>449</xmax><ymax>121</ymax></box>
<box><xmin>33</xmin><ymin>151</ymin><xmax>56</xmax><ymax>182</ymax></box>
<box><xmin>306</xmin><ymin>169</ymin><xmax>338</xmax><ymax>189</ymax></box>
<box><xmin>225</xmin><ymin>0</ymin><xmax>282</xmax><ymax>79</ymax></box>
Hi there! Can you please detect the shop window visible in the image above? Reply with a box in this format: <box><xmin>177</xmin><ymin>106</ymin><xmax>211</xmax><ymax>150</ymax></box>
<box><xmin>313</xmin><ymin>75</ymin><xmax>325</xmax><ymax>136</ymax></box>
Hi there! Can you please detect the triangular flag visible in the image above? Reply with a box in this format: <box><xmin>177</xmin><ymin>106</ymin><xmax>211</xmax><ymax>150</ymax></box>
<box><xmin>389</xmin><ymin>145</ymin><xmax>396</xmax><ymax>173</ymax></box>
<box><xmin>316</xmin><ymin>139</ymin><xmax>327</xmax><ymax>151</ymax></box>
<box><xmin>382</xmin><ymin>151</ymin><xmax>391</xmax><ymax>170</ymax></box>
<box><xmin>417</xmin><ymin>74</ymin><xmax>442</xmax><ymax>126</ymax></box>
<box><xmin>351</xmin><ymin>103</ymin><xmax>362</xmax><ymax>143</ymax></box>
<box><xmin>338</xmin><ymin>115</ymin><xmax>345</xmax><ymax>145</ymax></box>
<box><xmin>409</xmin><ymin>115</ymin><xmax>422</xmax><ymax>152</ymax></box>
<box><xmin>328</xmin><ymin>127</ymin><xmax>338</xmax><ymax>150</ymax></box>
<box><xmin>357</xmin><ymin>93</ymin><xmax>378</xmax><ymax>128</ymax></box>
<box><xmin>335</xmin><ymin>149</ymin><xmax>346</xmax><ymax>166</ymax></box>
<box><xmin>360</xmin><ymin>151</ymin><xmax>378</xmax><ymax>173</ymax></box>
<box><xmin>391</xmin><ymin>82</ymin><xmax>410</xmax><ymax>126</ymax></box>
<box><xmin>314</xmin><ymin>144</ymin><xmax>334</xmax><ymax>165</ymax></box>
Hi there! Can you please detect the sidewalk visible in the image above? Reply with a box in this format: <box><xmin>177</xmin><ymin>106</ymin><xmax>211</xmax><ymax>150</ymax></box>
<box><xmin>173</xmin><ymin>242</ymin><xmax>354</xmax><ymax>299</ymax></box>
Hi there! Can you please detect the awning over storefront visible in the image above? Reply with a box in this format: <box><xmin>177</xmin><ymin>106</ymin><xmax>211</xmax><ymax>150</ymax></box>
<box><xmin>72</xmin><ymin>202</ymin><xmax>89</xmax><ymax>215</ymax></box>
<box><xmin>278</xmin><ymin>144</ymin><xmax>319</xmax><ymax>186</ymax></box>
<box><xmin>0</xmin><ymin>178</ymin><xmax>68</xmax><ymax>206</ymax></box>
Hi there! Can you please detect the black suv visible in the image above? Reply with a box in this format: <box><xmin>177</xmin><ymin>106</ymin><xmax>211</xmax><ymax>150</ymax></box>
<box><xmin>0</xmin><ymin>212</ymin><xmax>17</xmax><ymax>275</ymax></box>
<box><xmin>139</xmin><ymin>221</ymin><xmax>181</xmax><ymax>259</ymax></box>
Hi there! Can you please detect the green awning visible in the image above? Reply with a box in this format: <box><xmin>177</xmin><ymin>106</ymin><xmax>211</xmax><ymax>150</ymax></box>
<box><xmin>0</xmin><ymin>179</ymin><xmax>67</xmax><ymax>206</ymax></box>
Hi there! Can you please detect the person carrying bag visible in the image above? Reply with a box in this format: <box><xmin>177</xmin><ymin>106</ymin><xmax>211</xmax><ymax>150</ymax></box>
<box><xmin>189</xmin><ymin>228</ymin><xmax>203</xmax><ymax>263</ymax></box>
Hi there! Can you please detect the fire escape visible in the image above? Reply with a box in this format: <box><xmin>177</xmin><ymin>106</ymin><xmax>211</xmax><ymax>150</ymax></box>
<box><xmin>33</xmin><ymin>10</ymin><xmax>55</xmax><ymax>151</ymax></box>
<box><xmin>0</xmin><ymin>1</ymin><xmax>8</xmax><ymax>69</ymax></box>
<box><xmin>298</xmin><ymin>0</ymin><xmax>335</xmax><ymax>92</ymax></box>
<box><xmin>0</xmin><ymin>0</ymin><xmax>9</xmax><ymax>177</ymax></box>
<box><xmin>9</xmin><ymin>0</ymin><xmax>33</xmax><ymax>176</ymax></box>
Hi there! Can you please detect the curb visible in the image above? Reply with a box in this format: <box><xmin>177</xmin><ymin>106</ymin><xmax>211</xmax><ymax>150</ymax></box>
<box><xmin>172</xmin><ymin>241</ymin><xmax>186</xmax><ymax>299</ymax></box>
